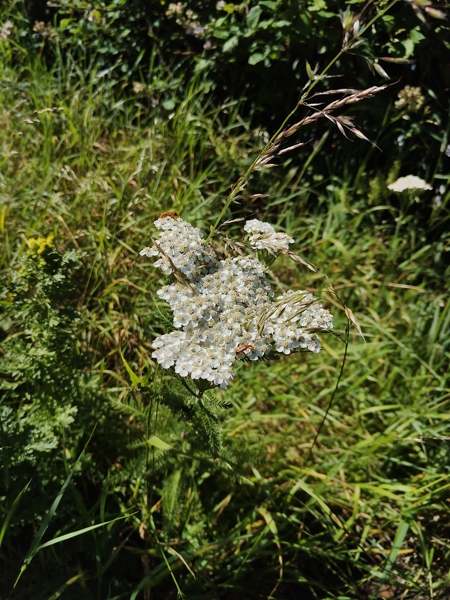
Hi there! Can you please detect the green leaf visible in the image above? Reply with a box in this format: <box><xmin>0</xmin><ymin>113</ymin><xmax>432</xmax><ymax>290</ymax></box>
<box><xmin>306</xmin><ymin>60</ymin><xmax>314</xmax><ymax>80</ymax></box>
<box><xmin>272</xmin><ymin>19</ymin><xmax>290</xmax><ymax>27</ymax></box>
<box><xmin>162</xmin><ymin>468</ymin><xmax>183</xmax><ymax>525</ymax></box>
<box><xmin>260</xmin><ymin>0</ymin><xmax>278</xmax><ymax>8</ymax></box>
<box><xmin>309</xmin><ymin>0</ymin><xmax>327</xmax><ymax>11</ymax></box>
<box><xmin>223</xmin><ymin>35</ymin><xmax>239</xmax><ymax>52</ymax></box>
<box><xmin>0</xmin><ymin>480</ymin><xmax>31</xmax><ymax>549</ymax></box>
<box><xmin>410</xmin><ymin>28</ymin><xmax>425</xmax><ymax>44</ymax></box>
<box><xmin>59</xmin><ymin>19</ymin><xmax>71</xmax><ymax>31</ymax></box>
<box><xmin>162</xmin><ymin>99</ymin><xmax>175</xmax><ymax>111</ymax></box>
<box><xmin>14</xmin><ymin>431</ymin><xmax>96</xmax><ymax>587</ymax></box>
<box><xmin>120</xmin><ymin>351</ymin><xmax>144</xmax><ymax>386</ymax></box>
<box><xmin>248</xmin><ymin>53</ymin><xmax>265</xmax><ymax>65</ymax></box>
<box><xmin>37</xmin><ymin>515</ymin><xmax>128</xmax><ymax>550</ymax></box>
<box><xmin>373</xmin><ymin>519</ymin><xmax>410</xmax><ymax>596</ymax></box>
<box><xmin>402</xmin><ymin>38</ymin><xmax>414</xmax><ymax>59</ymax></box>
<box><xmin>147</xmin><ymin>435</ymin><xmax>173</xmax><ymax>451</ymax></box>
<box><xmin>213</xmin><ymin>29</ymin><xmax>230</xmax><ymax>39</ymax></box>
<box><xmin>246</xmin><ymin>6</ymin><xmax>262</xmax><ymax>29</ymax></box>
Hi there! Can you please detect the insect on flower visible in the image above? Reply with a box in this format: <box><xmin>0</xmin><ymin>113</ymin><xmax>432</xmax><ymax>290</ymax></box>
<box><xmin>159</xmin><ymin>211</ymin><xmax>179</xmax><ymax>218</ymax></box>
<box><xmin>235</xmin><ymin>344</ymin><xmax>254</xmax><ymax>355</ymax></box>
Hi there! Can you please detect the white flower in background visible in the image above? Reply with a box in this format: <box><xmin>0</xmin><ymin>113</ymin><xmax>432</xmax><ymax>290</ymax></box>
<box><xmin>0</xmin><ymin>20</ymin><xmax>13</xmax><ymax>40</ymax></box>
<box><xmin>244</xmin><ymin>219</ymin><xmax>294</xmax><ymax>253</ymax></box>
<box><xmin>394</xmin><ymin>86</ymin><xmax>425</xmax><ymax>113</ymax></box>
<box><xmin>140</xmin><ymin>215</ymin><xmax>333</xmax><ymax>388</ymax></box>
<box><xmin>133</xmin><ymin>82</ymin><xmax>146</xmax><ymax>94</ymax></box>
<box><xmin>388</xmin><ymin>175</ymin><xmax>432</xmax><ymax>192</ymax></box>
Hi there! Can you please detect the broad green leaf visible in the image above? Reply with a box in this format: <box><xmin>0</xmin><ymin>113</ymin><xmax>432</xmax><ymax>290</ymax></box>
<box><xmin>59</xmin><ymin>18</ymin><xmax>71</xmax><ymax>31</ymax></box>
<box><xmin>223</xmin><ymin>3</ymin><xmax>236</xmax><ymax>13</ymax></box>
<box><xmin>147</xmin><ymin>435</ymin><xmax>173</xmax><ymax>451</ymax></box>
<box><xmin>162</xmin><ymin>99</ymin><xmax>175</xmax><ymax>111</ymax></box>
<box><xmin>260</xmin><ymin>0</ymin><xmax>278</xmax><ymax>9</ymax></box>
<box><xmin>213</xmin><ymin>29</ymin><xmax>230</xmax><ymax>39</ymax></box>
<box><xmin>248</xmin><ymin>53</ymin><xmax>265</xmax><ymax>65</ymax></box>
<box><xmin>246</xmin><ymin>6</ymin><xmax>262</xmax><ymax>29</ymax></box>
<box><xmin>223</xmin><ymin>35</ymin><xmax>239</xmax><ymax>52</ymax></box>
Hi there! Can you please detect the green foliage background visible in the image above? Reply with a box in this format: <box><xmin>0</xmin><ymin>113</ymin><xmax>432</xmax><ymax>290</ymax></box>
<box><xmin>0</xmin><ymin>0</ymin><xmax>449</xmax><ymax>598</ymax></box>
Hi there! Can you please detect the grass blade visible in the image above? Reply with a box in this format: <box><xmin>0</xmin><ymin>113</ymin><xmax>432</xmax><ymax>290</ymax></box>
<box><xmin>0</xmin><ymin>479</ymin><xmax>31</xmax><ymax>549</ymax></box>
<box><xmin>14</xmin><ymin>431</ymin><xmax>95</xmax><ymax>587</ymax></box>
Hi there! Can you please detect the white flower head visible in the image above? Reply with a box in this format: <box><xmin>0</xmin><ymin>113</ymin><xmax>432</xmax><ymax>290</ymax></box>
<box><xmin>244</xmin><ymin>219</ymin><xmax>275</xmax><ymax>234</ymax></box>
<box><xmin>388</xmin><ymin>175</ymin><xmax>432</xmax><ymax>193</ymax></box>
<box><xmin>0</xmin><ymin>20</ymin><xmax>13</xmax><ymax>40</ymax></box>
<box><xmin>142</xmin><ymin>216</ymin><xmax>333</xmax><ymax>389</ymax></box>
<box><xmin>244</xmin><ymin>219</ymin><xmax>294</xmax><ymax>253</ymax></box>
<box><xmin>139</xmin><ymin>214</ymin><xmax>218</xmax><ymax>280</ymax></box>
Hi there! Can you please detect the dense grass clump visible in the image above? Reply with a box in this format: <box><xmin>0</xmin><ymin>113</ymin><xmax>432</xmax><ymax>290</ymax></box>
<box><xmin>1</xmin><ymin>21</ymin><xmax>450</xmax><ymax>600</ymax></box>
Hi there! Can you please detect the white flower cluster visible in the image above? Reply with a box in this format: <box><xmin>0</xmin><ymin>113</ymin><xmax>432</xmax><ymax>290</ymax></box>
<box><xmin>388</xmin><ymin>175</ymin><xmax>432</xmax><ymax>193</ymax></box>
<box><xmin>0</xmin><ymin>20</ymin><xmax>13</xmax><ymax>40</ymax></box>
<box><xmin>140</xmin><ymin>216</ymin><xmax>217</xmax><ymax>279</ymax></box>
<box><xmin>165</xmin><ymin>3</ymin><xmax>206</xmax><ymax>37</ymax></box>
<box><xmin>142</xmin><ymin>216</ymin><xmax>333</xmax><ymax>388</ymax></box>
<box><xmin>244</xmin><ymin>219</ymin><xmax>294</xmax><ymax>253</ymax></box>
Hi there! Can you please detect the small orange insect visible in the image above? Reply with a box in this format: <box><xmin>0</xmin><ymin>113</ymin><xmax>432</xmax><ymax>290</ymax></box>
<box><xmin>159</xmin><ymin>211</ymin><xmax>179</xmax><ymax>218</ymax></box>
<box><xmin>235</xmin><ymin>344</ymin><xmax>254</xmax><ymax>355</ymax></box>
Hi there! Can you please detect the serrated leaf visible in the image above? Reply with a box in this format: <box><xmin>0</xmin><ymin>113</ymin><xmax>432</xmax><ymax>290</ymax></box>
<box><xmin>162</xmin><ymin>468</ymin><xmax>183</xmax><ymax>525</ymax></box>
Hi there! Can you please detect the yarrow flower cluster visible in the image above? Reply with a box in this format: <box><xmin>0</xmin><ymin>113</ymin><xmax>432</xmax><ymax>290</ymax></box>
<box><xmin>165</xmin><ymin>3</ymin><xmax>206</xmax><ymax>37</ymax></box>
<box><xmin>387</xmin><ymin>175</ymin><xmax>432</xmax><ymax>193</ymax></box>
<box><xmin>394</xmin><ymin>86</ymin><xmax>425</xmax><ymax>113</ymax></box>
<box><xmin>141</xmin><ymin>216</ymin><xmax>333</xmax><ymax>388</ymax></box>
<box><xmin>140</xmin><ymin>216</ymin><xmax>217</xmax><ymax>279</ymax></box>
<box><xmin>244</xmin><ymin>219</ymin><xmax>294</xmax><ymax>253</ymax></box>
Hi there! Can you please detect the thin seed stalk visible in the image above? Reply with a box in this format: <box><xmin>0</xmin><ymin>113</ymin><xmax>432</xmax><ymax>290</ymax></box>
<box><xmin>206</xmin><ymin>0</ymin><xmax>399</xmax><ymax>242</ymax></box>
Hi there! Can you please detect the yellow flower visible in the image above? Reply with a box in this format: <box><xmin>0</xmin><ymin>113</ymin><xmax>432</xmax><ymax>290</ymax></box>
<box><xmin>27</xmin><ymin>234</ymin><xmax>54</xmax><ymax>255</ymax></box>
